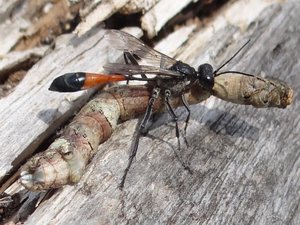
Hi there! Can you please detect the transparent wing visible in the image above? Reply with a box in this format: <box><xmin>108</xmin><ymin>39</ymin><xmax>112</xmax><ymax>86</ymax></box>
<box><xmin>105</xmin><ymin>30</ymin><xmax>177</xmax><ymax>69</ymax></box>
<box><xmin>104</xmin><ymin>63</ymin><xmax>183</xmax><ymax>77</ymax></box>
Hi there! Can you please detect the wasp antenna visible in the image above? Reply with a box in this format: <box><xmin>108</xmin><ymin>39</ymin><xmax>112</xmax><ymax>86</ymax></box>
<box><xmin>214</xmin><ymin>39</ymin><xmax>251</xmax><ymax>75</ymax></box>
<box><xmin>215</xmin><ymin>70</ymin><xmax>255</xmax><ymax>77</ymax></box>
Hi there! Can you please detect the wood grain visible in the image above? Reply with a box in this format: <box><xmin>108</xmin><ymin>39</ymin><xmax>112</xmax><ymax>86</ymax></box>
<box><xmin>0</xmin><ymin>27</ymin><xmax>142</xmax><ymax>184</ymax></box>
<box><xmin>1</xmin><ymin>0</ymin><xmax>299</xmax><ymax>224</ymax></box>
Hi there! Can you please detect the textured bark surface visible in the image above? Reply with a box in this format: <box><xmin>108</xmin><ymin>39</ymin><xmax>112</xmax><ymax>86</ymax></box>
<box><xmin>0</xmin><ymin>0</ymin><xmax>299</xmax><ymax>224</ymax></box>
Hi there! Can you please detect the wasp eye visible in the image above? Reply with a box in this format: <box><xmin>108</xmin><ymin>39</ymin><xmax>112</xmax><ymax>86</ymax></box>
<box><xmin>198</xmin><ymin>64</ymin><xmax>214</xmax><ymax>89</ymax></box>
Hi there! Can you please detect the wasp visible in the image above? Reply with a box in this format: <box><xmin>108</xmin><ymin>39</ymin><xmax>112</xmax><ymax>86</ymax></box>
<box><xmin>20</xmin><ymin>30</ymin><xmax>293</xmax><ymax>191</ymax></box>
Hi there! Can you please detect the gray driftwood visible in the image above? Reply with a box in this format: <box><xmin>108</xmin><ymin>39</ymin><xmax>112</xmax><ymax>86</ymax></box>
<box><xmin>75</xmin><ymin>0</ymin><xmax>130</xmax><ymax>36</ymax></box>
<box><xmin>141</xmin><ymin>0</ymin><xmax>195</xmax><ymax>38</ymax></box>
<box><xmin>1</xmin><ymin>0</ymin><xmax>299</xmax><ymax>224</ymax></box>
<box><xmin>0</xmin><ymin>27</ymin><xmax>141</xmax><ymax>187</ymax></box>
<box><xmin>0</xmin><ymin>47</ymin><xmax>48</xmax><ymax>80</ymax></box>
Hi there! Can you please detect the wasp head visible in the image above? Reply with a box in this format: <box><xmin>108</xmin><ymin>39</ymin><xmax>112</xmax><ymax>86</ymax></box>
<box><xmin>197</xmin><ymin>63</ymin><xmax>214</xmax><ymax>90</ymax></box>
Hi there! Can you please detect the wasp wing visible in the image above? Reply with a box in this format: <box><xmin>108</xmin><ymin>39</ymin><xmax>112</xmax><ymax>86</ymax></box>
<box><xmin>105</xmin><ymin>30</ymin><xmax>177</xmax><ymax>69</ymax></box>
<box><xmin>104</xmin><ymin>63</ymin><xmax>183</xmax><ymax>77</ymax></box>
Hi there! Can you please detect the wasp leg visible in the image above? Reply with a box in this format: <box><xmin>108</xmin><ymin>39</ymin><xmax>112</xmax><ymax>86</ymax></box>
<box><xmin>119</xmin><ymin>87</ymin><xmax>160</xmax><ymax>189</ymax></box>
<box><xmin>165</xmin><ymin>90</ymin><xmax>192</xmax><ymax>174</ymax></box>
<box><xmin>181</xmin><ymin>94</ymin><xmax>190</xmax><ymax>147</ymax></box>
<box><xmin>139</xmin><ymin>114</ymin><xmax>155</xmax><ymax>136</ymax></box>
<box><xmin>124</xmin><ymin>51</ymin><xmax>154</xmax><ymax>134</ymax></box>
<box><xmin>164</xmin><ymin>90</ymin><xmax>180</xmax><ymax>150</ymax></box>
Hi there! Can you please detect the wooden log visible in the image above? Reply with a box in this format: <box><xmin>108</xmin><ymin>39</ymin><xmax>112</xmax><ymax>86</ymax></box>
<box><xmin>0</xmin><ymin>47</ymin><xmax>48</xmax><ymax>81</ymax></box>
<box><xmin>120</xmin><ymin>0</ymin><xmax>160</xmax><ymax>14</ymax></box>
<box><xmin>141</xmin><ymin>0</ymin><xmax>196</xmax><ymax>38</ymax></box>
<box><xmin>0</xmin><ymin>2</ymin><xmax>29</xmax><ymax>55</ymax></box>
<box><xmin>2</xmin><ymin>0</ymin><xmax>300</xmax><ymax>224</ymax></box>
<box><xmin>0</xmin><ymin>0</ymin><xmax>76</xmax><ymax>54</ymax></box>
<box><xmin>75</xmin><ymin>0</ymin><xmax>130</xmax><ymax>36</ymax></box>
<box><xmin>0</xmin><ymin>27</ymin><xmax>142</xmax><ymax>186</ymax></box>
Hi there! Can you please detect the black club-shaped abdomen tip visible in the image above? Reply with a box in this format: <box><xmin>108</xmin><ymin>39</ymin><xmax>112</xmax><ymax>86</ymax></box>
<box><xmin>48</xmin><ymin>72</ymin><xmax>85</xmax><ymax>92</ymax></box>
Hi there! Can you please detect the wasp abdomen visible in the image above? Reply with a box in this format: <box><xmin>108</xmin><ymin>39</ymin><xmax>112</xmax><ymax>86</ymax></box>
<box><xmin>49</xmin><ymin>72</ymin><xmax>86</xmax><ymax>92</ymax></box>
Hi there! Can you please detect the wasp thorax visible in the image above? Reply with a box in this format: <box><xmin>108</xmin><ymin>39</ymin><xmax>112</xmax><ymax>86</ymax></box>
<box><xmin>170</xmin><ymin>61</ymin><xmax>197</xmax><ymax>77</ymax></box>
<box><xmin>197</xmin><ymin>63</ymin><xmax>214</xmax><ymax>90</ymax></box>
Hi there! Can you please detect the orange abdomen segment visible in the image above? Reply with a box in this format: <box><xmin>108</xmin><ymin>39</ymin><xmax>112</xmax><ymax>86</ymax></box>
<box><xmin>83</xmin><ymin>73</ymin><xmax>127</xmax><ymax>89</ymax></box>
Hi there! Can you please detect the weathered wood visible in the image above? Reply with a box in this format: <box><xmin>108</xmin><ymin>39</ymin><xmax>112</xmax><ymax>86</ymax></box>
<box><xmin>0</xmin><ymin>2</ymin><xmax>30</xmax><ymax>54</ymax></box>
<box><xmin>9</xmin><ymin>0</ymin><xmax>297</xmax><ymax>225</ymax></box>
<box><xmin>120</xmin><ymin>0</ymin><xmax>160</xmax><ymax>14</ymax></box>
<box><xmin>0</xmin><ymin>0</ymin><xmax>75</xmax><ymax>54</ymax></box>
<box><xmin>0</xmin><ymin>47</ymin><xmax>48</xmax><ymax>81</ymax></box>
<box><xmin>75</xmin><ymin>0</ymin><xmax>130</xmax><ymax>36</ymax></box>
<box><xmin>0</xmin><ymin>27</ymin><xmax>141</xmax><ymax>185</ymax></box>
<box><xmin>1</xmin><ymin>0</ymin><xmax>299</xmax><ymax>224</ymax></box>
<box><xmin>77</xmin><ymin>0</ymin><xmax>195</xmax><ymax>38</ymax></box>
<box><xmin>141</xmin><ymin>0</ymin><xmax>196</xmax><ymax>38</ymax></box>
